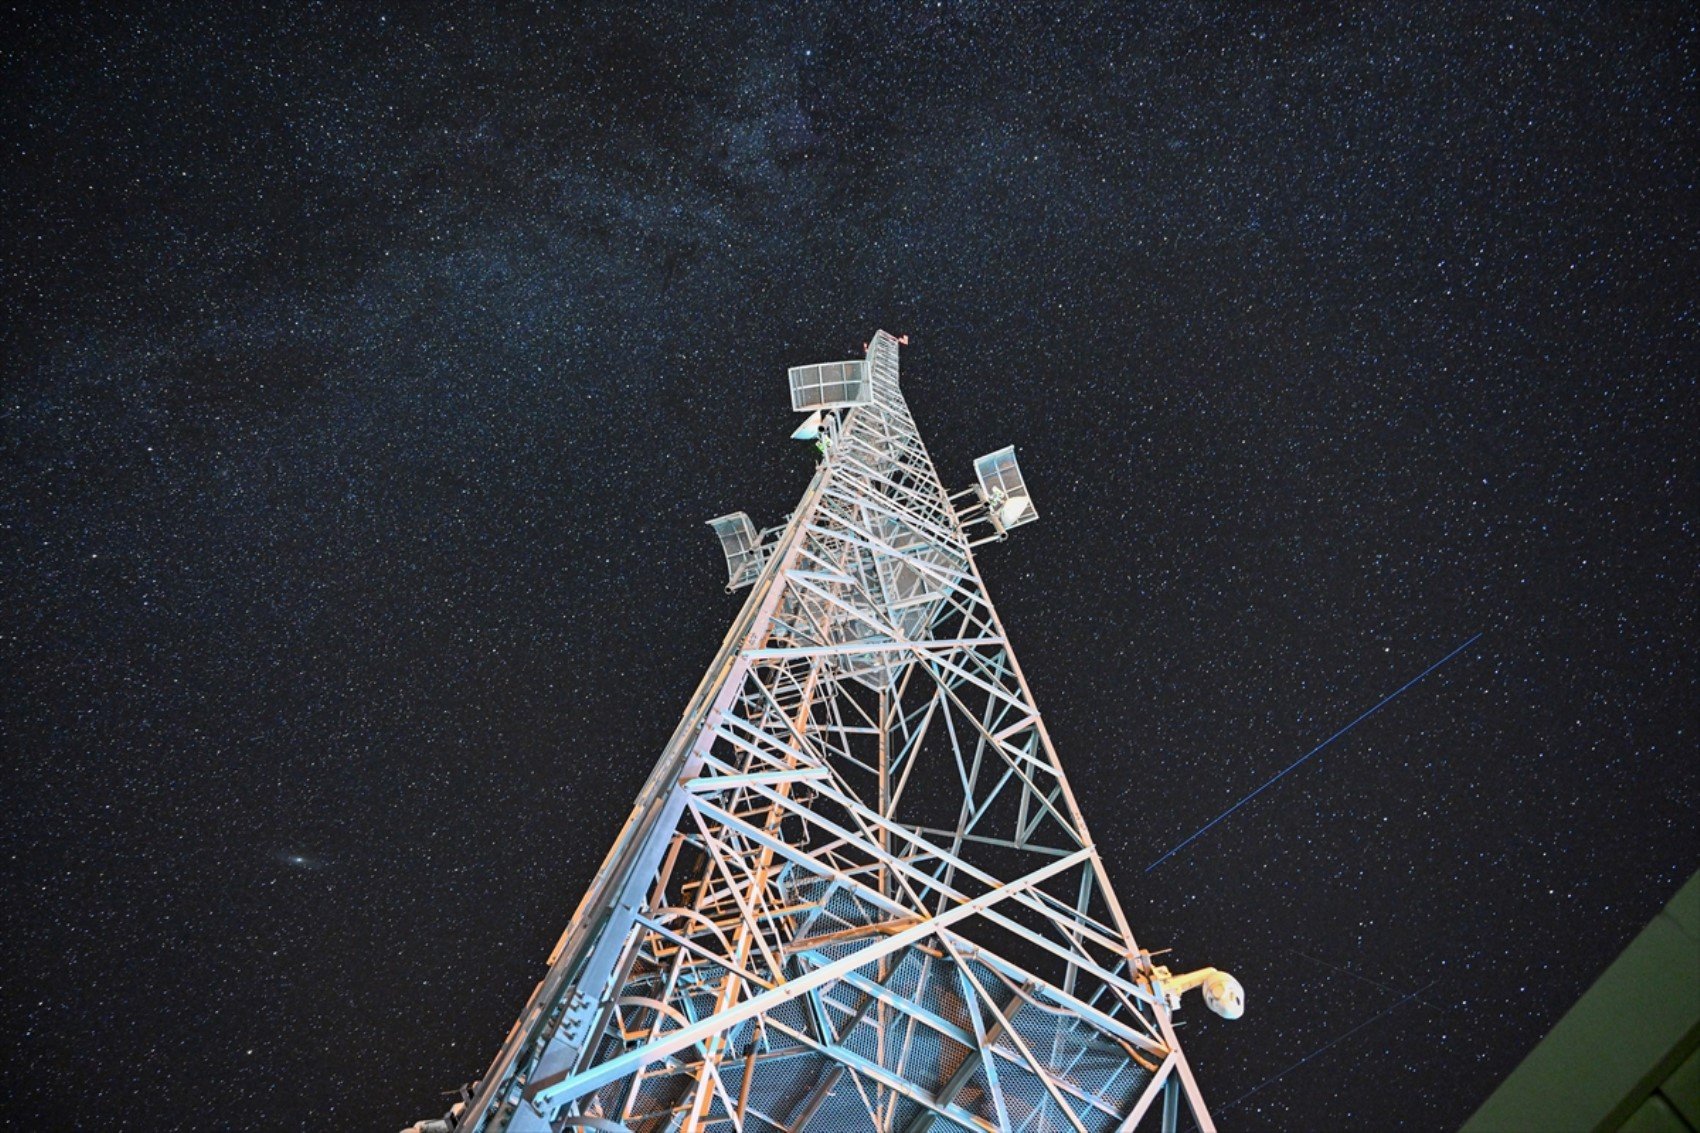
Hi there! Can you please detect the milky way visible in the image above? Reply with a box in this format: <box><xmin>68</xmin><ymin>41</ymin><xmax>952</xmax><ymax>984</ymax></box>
<box><xmin>4</xmin><ymin>5</ymin><xmax>1695</xmax><ymax>1130</ymax></box>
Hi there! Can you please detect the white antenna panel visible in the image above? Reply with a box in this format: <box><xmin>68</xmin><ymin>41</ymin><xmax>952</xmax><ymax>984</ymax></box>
<box><xmin>790</xmin><ymin>409</ymin><xmax>824</xmax><ymax>441</ymax></box>
<box><xmin>705</xmin><ymin>512</ymin><xmax>764</xmax><ymax>589</ymax></box>
<box><xmin>974</xmin><ymin>446</ymin><xmax>1038</xmax><ymax>531</ymax></box>
<box><xmin>788</xmin><ymin>360</ymin><xmax>870</xmax><ymax>412</ymax></box>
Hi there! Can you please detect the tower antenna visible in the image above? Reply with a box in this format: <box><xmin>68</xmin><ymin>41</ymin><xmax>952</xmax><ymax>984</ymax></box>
<box><xmin>406</xmin><ymin>332</ymin><xmax>1234</xmax><ymax>1133</ymax></box>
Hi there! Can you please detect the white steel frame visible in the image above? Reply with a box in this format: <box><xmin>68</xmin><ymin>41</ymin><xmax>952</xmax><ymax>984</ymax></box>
<box><xmin>440</xmin><ymin>332</ymin><xmax>1216</xmax><ymax>1133</ymax></box>
<box><xmin>788</xmin><ymin>359</ymin><xmax>870</xmax><ymax>411</ymax></box>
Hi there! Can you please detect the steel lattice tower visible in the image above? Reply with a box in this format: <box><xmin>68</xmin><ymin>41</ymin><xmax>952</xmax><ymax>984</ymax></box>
<box><xmin>408</xmin><ymin>332</ymin><xmax>1240</xmax><ymax>1133</ymax></box>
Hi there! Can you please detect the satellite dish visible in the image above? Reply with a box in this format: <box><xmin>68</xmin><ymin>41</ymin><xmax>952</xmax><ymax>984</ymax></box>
<box><xmin>791</xmin><ymin>410</ymin><xmax>824</xmax><ymax>441</ymax></box>
<box><xmin>998</xmin><ymin>496</ymin><xmax>1031</xmax><ymax>529</ymax></box>
<box><xmin>1154</xmin><ymin>965</ymin><xmax>1247</xmax><ymax>1021</ymax></box>
<box><xmin>1202</xmin><ymin>971</ymin><xmax>1245</xmax><ymax>1020</ymax></box>
<box><xmin>974</xmin><ymin>446</ymin><xmax>1038</xmax><ymax>532</ymax></box>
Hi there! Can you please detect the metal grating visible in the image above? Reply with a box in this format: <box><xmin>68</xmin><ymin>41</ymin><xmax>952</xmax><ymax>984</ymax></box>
<box><xmin>706</xmin><ymin>511</ymin><xmax>766</xmax><ymax>589</ymax></box>
<box><xmin>789</xmin><ymin>359</ymin><xmax>870</xmax><ymax>411</ymax></box>
<box><xmin>974</xmin><ymin>445</ymin><xmax>1038</xmax><ymax>530</ymax></box>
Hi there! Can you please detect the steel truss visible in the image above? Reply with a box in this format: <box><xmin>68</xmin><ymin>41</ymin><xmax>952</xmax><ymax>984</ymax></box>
<box><xmin>438</xmin><ymin>333</ymin><xmax>1217</xmax><ymax>1133</ymax></box>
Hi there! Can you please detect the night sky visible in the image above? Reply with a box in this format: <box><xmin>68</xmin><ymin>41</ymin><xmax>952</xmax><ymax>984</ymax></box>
<box><xmin>4</xmin><ymin>4</ymin><xmax>1695</xmax><ymax>1130</ymax></box>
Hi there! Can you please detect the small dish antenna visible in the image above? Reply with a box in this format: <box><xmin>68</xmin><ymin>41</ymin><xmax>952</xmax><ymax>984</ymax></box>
<box><xmin>973</xmin><ymin>446</ymin><xmax>1038</xmax><ymax>533</ymax></box>
<box><xmin>791</xmin><ymin>409</ymin><xmax>824</xmax><ymax>441</ymax></box>
<box><xmin>1153</xmin><ymin>966</ymin><xmax>1246</xmax><ymax>1021</ymax></box>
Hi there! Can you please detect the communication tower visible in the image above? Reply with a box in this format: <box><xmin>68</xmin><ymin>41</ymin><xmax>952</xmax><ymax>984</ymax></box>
<box><xmin>407</xmin><ymin>332</ymin><xmax>1239</xmax><ymax>1133</ymax></box>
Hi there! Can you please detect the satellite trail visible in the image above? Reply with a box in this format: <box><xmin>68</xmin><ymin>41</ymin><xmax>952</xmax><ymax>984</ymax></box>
<box><xmin>1146</xmin><ymin>632</ymin><xmax>1483</xmax><ymax>872</ymax></box>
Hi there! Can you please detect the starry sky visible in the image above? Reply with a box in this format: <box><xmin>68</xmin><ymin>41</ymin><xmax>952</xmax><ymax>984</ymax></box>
<box><xmin>3</xmin><ymin>3</ymin><xmax>1695</xmax><ymax>1130</ymax></box>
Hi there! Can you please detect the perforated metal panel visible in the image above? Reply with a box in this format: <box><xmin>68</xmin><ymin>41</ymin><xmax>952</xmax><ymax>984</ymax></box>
<box><xmin>789</xmin><ymin>359</ymin><xmax>870</xmax><ymax>411</ymax></box>
<box><xmin>706</xmin><ymin>512</ymin><xmax>765</xmax><ymax>589</ymax></box>
<box><xmin>974</xmin><ymin>445</ymin><xmax>1038</xmax><ymax>530</ymax></box>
